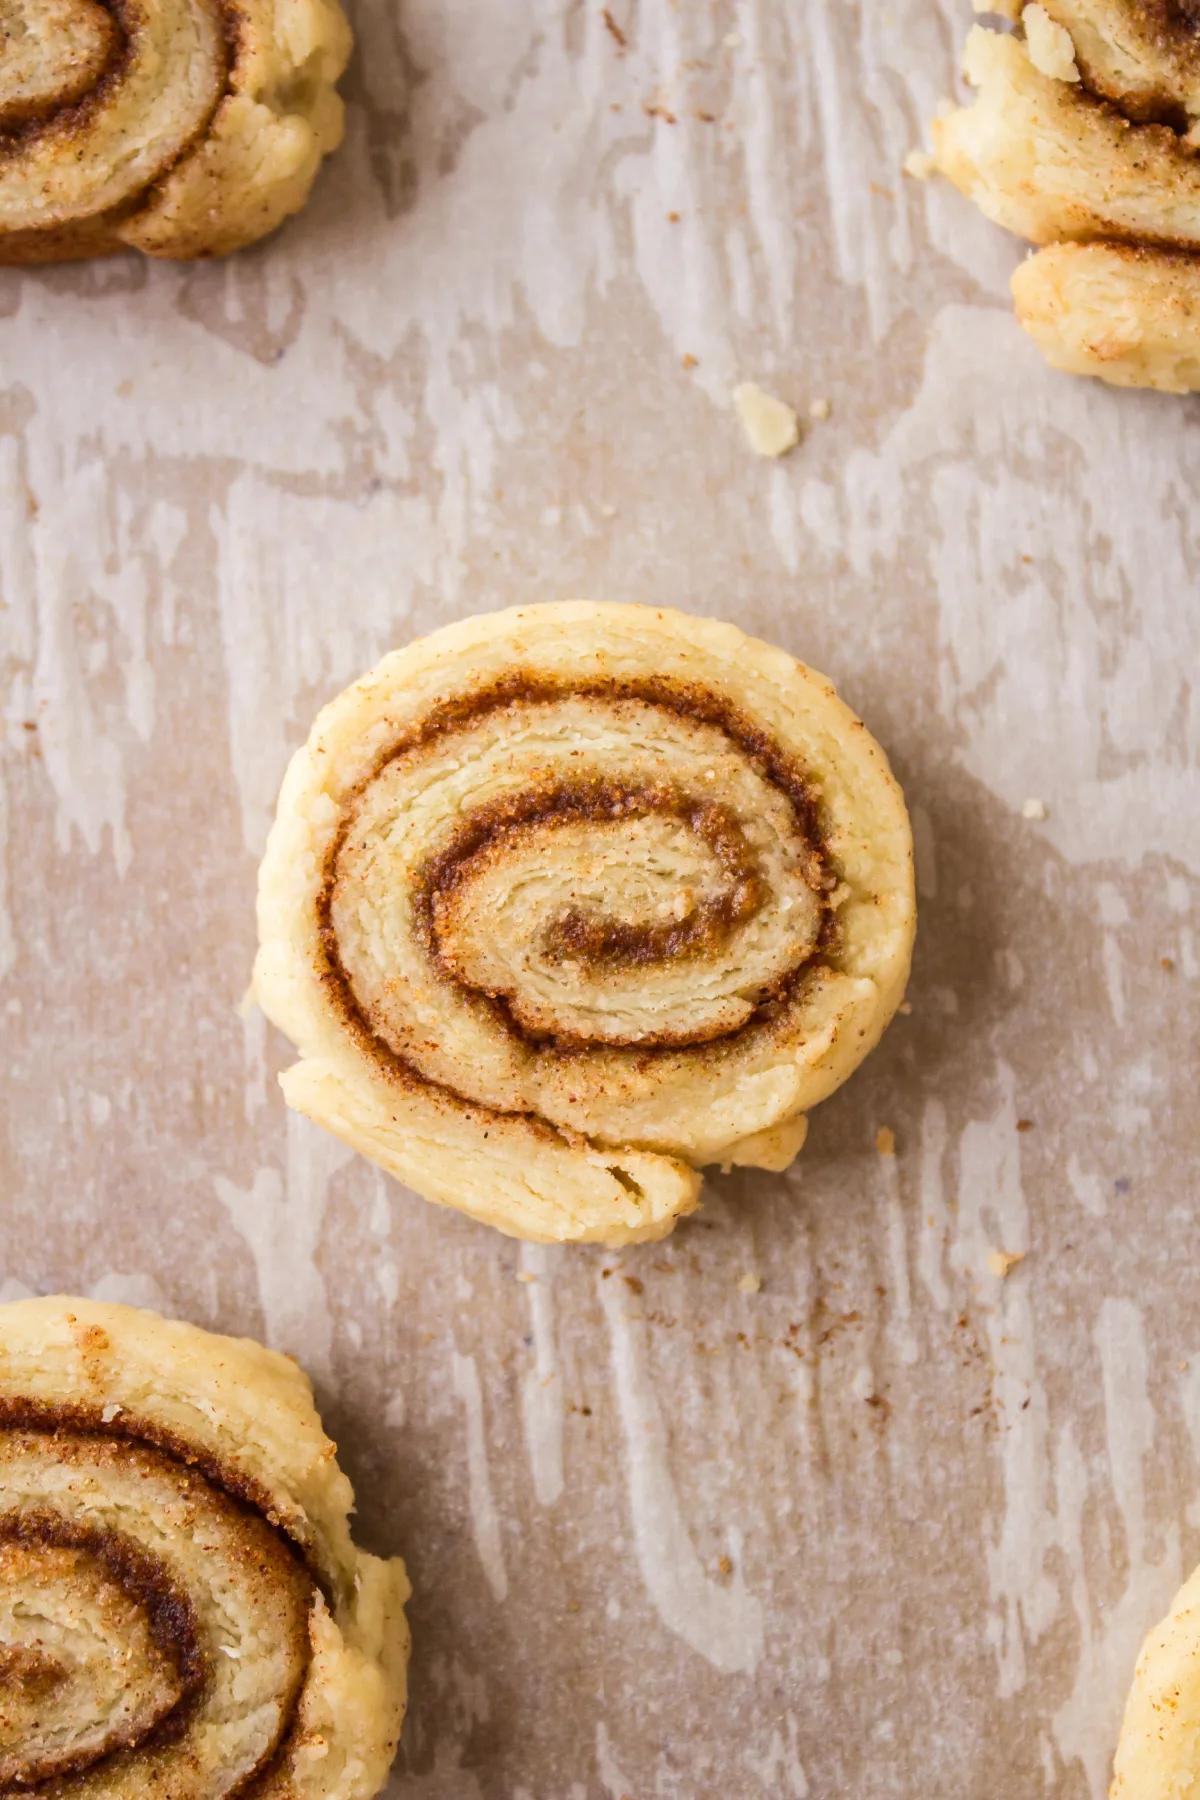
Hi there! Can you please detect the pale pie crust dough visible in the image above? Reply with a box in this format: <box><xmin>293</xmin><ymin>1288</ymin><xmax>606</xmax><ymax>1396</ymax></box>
<box><xmin>0</xmin><ymin>1295</ymin><xmax>410</xmax><ymax>1799</ymax></box>
<box><xmin>254</xmin><ymin>601</ymin><xmax>916</xmax><ymax>1246</ymax></box>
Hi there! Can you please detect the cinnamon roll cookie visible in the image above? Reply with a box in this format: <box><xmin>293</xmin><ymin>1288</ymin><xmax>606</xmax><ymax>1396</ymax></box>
<box><xmin>925</xmin><ymin>2</ymin><xmax>1200</xmax><ymax>390</ymax></box>
<box><xmin>0</xmin><ymin>0</ymin><xmax>352</xmax><ymax>263</ymax></box>
<box><xmin>0</xmin><ymin>1295</ymin><xmax>410</xmax><ymax>1798</ymax></box>
<box><xmin>1111</xmin><ymin>1558</ymin><xmax>1200</xmax><ymax>1798</ymax></box>
<box><xmin>254</xmin><ymin>602</ymin><xmax>916</xmax><ymax>1246</ymax></box>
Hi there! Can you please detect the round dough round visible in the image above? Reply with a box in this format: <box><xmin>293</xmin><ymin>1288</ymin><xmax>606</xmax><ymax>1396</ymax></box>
<box><xmin>0</xmin><ymin>1296</ymin><xmax>410</xmax><ymax>1799</ymax></box>
<box><xmin>0</xmin><ymin>0</ymin><xmax>351</xmax><ymax>264</ymax></box>
<box><xmin>930</xmin><ymin>8</ymin><xmax>1200</xmax><ymax>390</ymax></box>
<box><xmin>255</xmin><ymin>601</ymin><xmax>916</xmax><ymax>1246</ymax></box>
<box><xmin>1112</xmin><ymin>1558</ymin><xmax>1200</xmax><ymax>1799</ymax></box>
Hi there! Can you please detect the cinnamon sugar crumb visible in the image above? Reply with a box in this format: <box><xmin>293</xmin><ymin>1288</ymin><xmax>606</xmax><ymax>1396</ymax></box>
<box><xmin>602</xmin><ymin>9</ymin><xmax>626</xmax><ymax>49</ymax></box>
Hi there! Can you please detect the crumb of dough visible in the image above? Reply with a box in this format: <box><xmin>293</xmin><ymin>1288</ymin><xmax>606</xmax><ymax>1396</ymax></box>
<box><xmin>736</xmin><ymin>1272</ymin><xmax>762</xmax><ymax>1294</ymax></box>
<box><xmin>904</xmin><ymin>149</ymin><xmax>938</xmax><ymax>180</ymax></box>
<box><xmin>733</xmin><ymin>382</ymin><xmax>800</xmax><ymax>457</ymax></box>
<box><xmin>724</xmin><ymin>32</ymin><xmax>742</xmax><ymax>47</ymax></box>
<box><xmin>809</xmin><ymin>397</ymin><xmax>832</xmax><ymax>419</ymax></box>
<box><xmin>1022</xmin><ymin>797</ymin><xmax>1048</xmax><ymax>820</ymax></box>
<box><xmin>875</xmin><ymin>1127</ymin><xmax>896</xmax><ymax>1156</ymax></box>
<box><xmin>898</xmin><ymin>1001</ymin><xmax>913</xmax><ymax>1015</ymax></box>
<box><xmin>987</xmin><ymin>1248</ymin><xmax>1026</xmax><ymax>1278</ymax></box>
<box><xmin>1022</xmin><ymin>4</ymin><xmax>1080</xmax><ymax>82</ymax></box>
<box><xmin>516</xmin><ymin>1270</ymin><xmax>536</xmax><ymax>1283</ymax></box>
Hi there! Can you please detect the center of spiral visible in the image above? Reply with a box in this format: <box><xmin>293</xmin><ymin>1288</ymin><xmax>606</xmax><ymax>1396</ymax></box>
<box><xmin>0</xmin><ymin>0</ymin><xmax>120</xmax><ymax>131</ymax></box>
<box><xmin>323</xmin><ymin>682</ymin><xmax>835</xmax><ymax>1104</ymax></box>
<box><xmin>422</xmin><ymin>776</ymin><xmax>767</xmax><ymax>987</ymax></box>
<box><xmin>0</xmin><ymin>1515</ymin><xmax>202</xmax><ymax>1786</ymax></box>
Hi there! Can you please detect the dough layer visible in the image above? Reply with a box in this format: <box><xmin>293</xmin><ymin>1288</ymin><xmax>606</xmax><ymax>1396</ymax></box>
<box><xmin>0</xmin><ymin>1296</ymin><xmax>410</xmax><ymax>1799</ymax></box>
<box><xmin>255</xmin><ymin>601</ymin><xmax>916</xmax><ymax>1246</ymax></box>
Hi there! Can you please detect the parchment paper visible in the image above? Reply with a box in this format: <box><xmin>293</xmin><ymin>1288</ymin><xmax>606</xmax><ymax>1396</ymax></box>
<box><xmin>2</xmin><ymin>2</ymin><xmax>1197</xmax><ymax>1795</ymax></box>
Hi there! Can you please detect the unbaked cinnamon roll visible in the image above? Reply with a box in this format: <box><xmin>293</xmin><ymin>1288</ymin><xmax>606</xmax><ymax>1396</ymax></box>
<box><xmin>0</xmin><ymin>1295</ymin><xmax>409</xmax><ymax>1798</ymax></box>
<box><xmin>0</xmin><ymin>0</ymin><xmax>351</xmax><ymax>264</ymax></box>
<box><xmin>927</xmin><ymin>3</ymin><xmax>1200</xmax><ymax>390</ymax></box>
<box><xmin>254</xmin><ymin>602</ymin><xmax>916</xmax><ymax>1246</ymax></box>
<box><xmin>1112</xmin><ymin>1559</ymin><xmax>1200</xmax><ymax>1798</ymax></box>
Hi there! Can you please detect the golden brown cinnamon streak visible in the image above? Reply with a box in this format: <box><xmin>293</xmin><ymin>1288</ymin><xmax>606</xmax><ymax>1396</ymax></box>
<box><xmin>926</xmin><ymin>3</ymin><xmax>1200</xmax><ymax>390</ymax></box>
<box><xmin>0</xmin><ymin>0</ymin><xmax>351</xmax><ymax>263</ymax></box>
<box><xmin>254</xmin><ymin>602</ymin><xmax>916</xmax><ymax>1246</ymax></box>
<box><xmin>0</xmin><ymin>1295</ymin><xmax>410</xmax><ymax>1798</ymax></box>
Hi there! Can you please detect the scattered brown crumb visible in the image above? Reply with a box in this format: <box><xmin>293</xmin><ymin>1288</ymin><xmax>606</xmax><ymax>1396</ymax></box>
<box><xmin>623</xmin><ymin>1275</ymin><xmax>644</xmax><ymax>1295</ymax></box>
<box><xmin>1016</xmin><ymin>1118</ymin><xmax>1034</xmax><ymax>1133</ymax></box>
<box><xmin>696</xmin><ymin>109</ymin><xmax>717</xmax><ymax>122</ymax></box>
<box><xmin>875</xmin><ymin>1127</ymin><xmax>896</xmax><ymax>1156</ymax></box>
<box><xmin>717</xmin><ymin>1554</ymin><xmax>733</xmax><ymax>1576</ymax></box>
<box><xmin>602</xmin><ymin>8</ymin><xmax>626</xmax><ymax>48</ymax></box>
<box><xmin>667</xmin><ymin>210</ymin><xmax>680</xmax><ymax>222</ymax></box>
<box><xmin>1162</xmin><ymin>957</ymin><xmax>1176</xmax><ymax>971</ymax></box>
<box><xmin>987</xmin><ymin>1249</ymin><xmax>1025</xmax><ymax>1279</ymax></box>
<box><xmin>681</xmin><ymin>353</ymin><xmax>698</xmax><ymax>369</ymax></box>
<box><xmin>643</xmin><ymin>101</ymin><xmax>678</xmax><ymax>123</ymax></box>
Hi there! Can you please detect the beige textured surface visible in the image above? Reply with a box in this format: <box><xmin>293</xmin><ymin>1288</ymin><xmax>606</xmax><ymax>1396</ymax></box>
<box><xmin>1</xmin><ymin>0</ymin><xmax>1198</xmax><ymax>1794</ymax></box>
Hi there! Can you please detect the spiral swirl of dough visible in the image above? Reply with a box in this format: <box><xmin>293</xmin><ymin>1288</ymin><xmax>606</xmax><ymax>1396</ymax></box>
<box><xmin>0</xmin><ymin>0</ymin><xmax>351</xmax><ymax>264</ymax></box>
<box><xmin>0</xmin><ymin>1296</ymin><xmax>409</xmax><ymax>1799</ymax></box>
<box><xmin>254</xmin><ymin>602</ymin><xmax>916</xmax><ymax>1247</ymax></box>
<box><xmin>928</xmin><ymin>2</ymin><xmax>1200</xmax><ymax>390</ymax></box>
